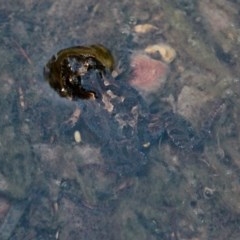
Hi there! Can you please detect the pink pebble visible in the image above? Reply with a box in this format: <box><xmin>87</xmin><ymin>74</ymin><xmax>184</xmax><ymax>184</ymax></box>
<box><xmin>129</xmin><ymin>54</ymin><xmax>168</xmax><ymax>95</ymax></box>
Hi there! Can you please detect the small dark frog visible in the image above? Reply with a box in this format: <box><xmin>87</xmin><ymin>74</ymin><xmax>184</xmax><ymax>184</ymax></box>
<box><xmin>44</xmin><ymin>44</ymin><xmax>221</xmax><ymax>175</ymax></box>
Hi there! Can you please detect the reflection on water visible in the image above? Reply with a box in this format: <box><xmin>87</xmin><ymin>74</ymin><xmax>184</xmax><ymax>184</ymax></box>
<box><xmin>0</xmin><ymin>0</ymin><xmax>240</xmax><ymax>239</ymax></box>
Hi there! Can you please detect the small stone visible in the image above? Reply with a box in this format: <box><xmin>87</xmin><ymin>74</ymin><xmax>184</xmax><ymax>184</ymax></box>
<box><xmin>203</xmin><ymin>187</ymin><xmax>215</xmax><ymax>199</ymax></box>
<box><xmin>74</xmin><ymin>130</ymin><xmax>81</xmax><ymax>143</ymax></box>
<box><xmin>177</xmin><ymin>86</ymin><xmax>210</xmax><ymax>123</ymax></box>
<box><xmin>129</xmin><ymin>54</ymin><xmax>168</xmax><ymax>95</ymax></box>
<box><xmin>133</xmin><ymin>24</ymin><xmax>158</xmax><ymax>34</ymax></box>
<box><xmin>142</xmin><ymin>142</ymin><xmax>150</xmax><ymax>148</ymax></box>
<box><xmin>144</xmin><ymin>44</ymin><xmax>176</xmax><ymax>63</ymax></box>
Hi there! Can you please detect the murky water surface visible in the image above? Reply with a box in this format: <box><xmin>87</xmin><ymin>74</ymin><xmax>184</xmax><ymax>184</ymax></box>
<box><xmin>1</xmin><ymin>1</ymin><xmax>240</xmax><ymax>239</ymax></box>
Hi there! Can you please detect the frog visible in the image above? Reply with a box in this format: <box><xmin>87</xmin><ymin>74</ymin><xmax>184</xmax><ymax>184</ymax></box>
<box><xmin>44</xmin><ymin>44</ymin><xmax>219</xmax><ymax>176</ymax></box>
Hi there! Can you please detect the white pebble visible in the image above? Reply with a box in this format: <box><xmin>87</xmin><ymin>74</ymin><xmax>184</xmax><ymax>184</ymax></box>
<box><xmin>74</xmin><ymin>130</ymin><xmax>81</xmax><ymax>143</ymax></box>
<box><xmin>145</xmin><ymin>44</ymin><xmax>176</xmax><ymax>63</ymax></box>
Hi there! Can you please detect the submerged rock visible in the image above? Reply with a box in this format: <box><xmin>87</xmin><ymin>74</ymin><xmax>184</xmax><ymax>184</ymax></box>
<box><xmin>129</xmin><ymin>53</ymin><xmax>169</xmax><ymax>95</ymax></box>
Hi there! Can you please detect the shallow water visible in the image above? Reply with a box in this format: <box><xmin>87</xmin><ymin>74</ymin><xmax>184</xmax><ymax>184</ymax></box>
<box><xmin>1</xmin><ymin>1</ymin><xmax>240</xmax><ymax>239</ymax></box>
